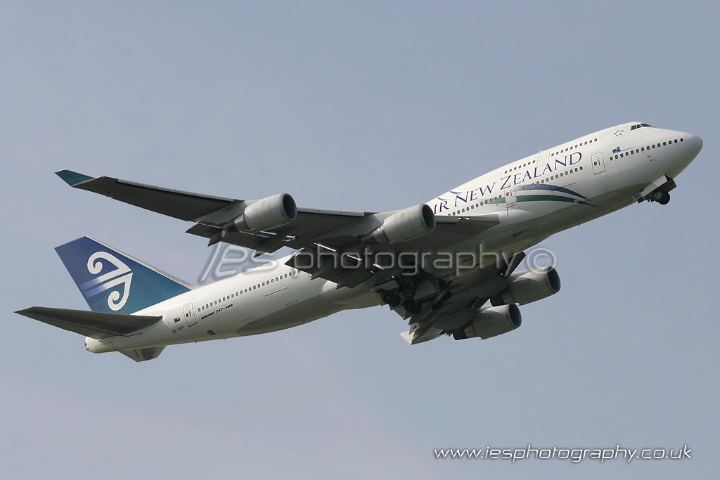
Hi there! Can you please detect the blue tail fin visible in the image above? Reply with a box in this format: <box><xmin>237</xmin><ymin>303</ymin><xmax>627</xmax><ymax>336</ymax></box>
<box><xmin>55</xmin><ymin>237</ymin><xmax>192</xmax><ymax>314</ymax></box>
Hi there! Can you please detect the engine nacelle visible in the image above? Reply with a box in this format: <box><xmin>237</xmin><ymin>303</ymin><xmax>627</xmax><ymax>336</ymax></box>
<box><xmin>454</xmin><ymin>304</ymin><xmax>522</xmax><ymax>340</ymax></box>
<box><xmin>491</xmin><ymin>266</ymin><xmax>561</xmax><ymax>306</ymax></box>
<box><xmin>367</xmin><ymin>204</ymin><xmax>436</xmax><ymax>244</ymax></box>
<box><xmin>233</xmin><ymin>193</ymin><xmax>297</xmax><ymax>232</ymax></box>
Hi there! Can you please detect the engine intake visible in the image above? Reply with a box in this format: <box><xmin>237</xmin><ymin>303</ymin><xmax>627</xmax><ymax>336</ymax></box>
<box><xmin>233</xmin><ymin>193</ymin><xmax>297</xmax><ymax>232</ymax></box>
<box><xmin>454</xmin><ymin>304</ymin><xmax>522</xmax><ymax>340</ymax></box>
<box><xmin>491</xmin><ymin>266</ymin><xmax>561</xmax><ymax>306</ymax></box>
<box><xmin>366</xmin><ymin>204</ymin><xmax>436</xmax><ymax>244</ymax></box>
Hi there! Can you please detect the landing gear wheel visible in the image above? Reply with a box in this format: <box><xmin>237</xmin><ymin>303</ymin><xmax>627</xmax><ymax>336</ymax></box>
<box><xmin>402</xmin><ymin>287</ymin><xmax>415</xmax><ymax>298</ymax></box>
<box><xmin>651</xmin><ymin>190</ymin><xmax>670</xmax><ymax>205</ymax></box>
<box><xmin>431</xmin><ymin>301</ymin><xmax>444</xmax><ymax>311</ymax></box>
<box><xmin>403</xmin><ymin>299</ymin><xmax>422</xmax><ymax>315</ymax></box>
<box><xmin>388</xmin><ymin>295</ymin><xmax>401</xmax><ymax>308</ymax></box>
<box><xmin>380</xmin><ymin>290</ymin><xmax>403</xmax><ymax>308</ymax></box>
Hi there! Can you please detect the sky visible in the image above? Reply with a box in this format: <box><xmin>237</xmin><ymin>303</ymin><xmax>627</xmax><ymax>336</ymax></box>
<box><xmin>2</xmin><ymin>1</ymin><xmax>719</xmax><ymax>479</ymax></box>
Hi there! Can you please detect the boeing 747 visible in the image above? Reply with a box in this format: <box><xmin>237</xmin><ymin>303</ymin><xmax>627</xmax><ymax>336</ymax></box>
<box><xmin>16</xmin><ymin>122</ymin><xmax>702</xmax><ymax>361</ymax></box>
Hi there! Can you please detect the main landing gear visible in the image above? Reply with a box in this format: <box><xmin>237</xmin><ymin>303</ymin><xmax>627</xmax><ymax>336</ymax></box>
<box><xmin>380</xmin><ymin>290</ymin><xmax>402</xmax><ymax>308</ymax></box>
<box><xmin>379</xmin><ymin>274</ymin><xmax>452</xmax><ymax>315</ymax></box>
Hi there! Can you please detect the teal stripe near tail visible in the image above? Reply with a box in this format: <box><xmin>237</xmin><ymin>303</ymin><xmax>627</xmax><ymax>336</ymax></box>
<box><xmin>55</xmin><ymin>237</ymin><xmax>192</xmax><ymax>314</ymax></box>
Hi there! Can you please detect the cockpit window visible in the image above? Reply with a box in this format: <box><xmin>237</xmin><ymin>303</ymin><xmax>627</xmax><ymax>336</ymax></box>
<box><xmin>630</xmin><ymin>123</ymin><xmax>654</xmax><ymax>130</ymax></box>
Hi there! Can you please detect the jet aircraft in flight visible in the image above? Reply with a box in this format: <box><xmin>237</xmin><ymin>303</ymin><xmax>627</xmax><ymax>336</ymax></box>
<box><xmin>16</xmin><ymin>122</ymin><xmax>702</xmax><ymax>361</ymax></box>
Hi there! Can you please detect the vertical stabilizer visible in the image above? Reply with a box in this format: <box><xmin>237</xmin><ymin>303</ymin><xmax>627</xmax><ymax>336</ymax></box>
<box><xmin>55</xmin><ymin>237</ymin><xmax>192</xmax><ymax>314</ymax></box>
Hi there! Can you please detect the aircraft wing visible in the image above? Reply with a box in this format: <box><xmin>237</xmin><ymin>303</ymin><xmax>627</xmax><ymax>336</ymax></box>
<box><xmin>16</xmin><ymin>306</ymin><xmax>162</xmax><ymax>339</ymax></box>
<box><xmin>56</xmin><ymin>170</ymin><xmax>236</xmax><ymax>222</ymax></box>
<box><xmin>56</xmin><ymin>170</ymin><xmax>376</xmax><ymax>251</ymax></box>
<box><xmin>57</xmin><ymin>170</ymin><xmax>500</xmax><ymax>287</ymax></box>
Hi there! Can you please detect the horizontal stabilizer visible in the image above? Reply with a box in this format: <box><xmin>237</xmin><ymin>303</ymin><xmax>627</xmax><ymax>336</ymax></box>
<box><xmin>15</xmin><ymin>306</ymin><xmax>162</xmax><ymax>339</ymax></box>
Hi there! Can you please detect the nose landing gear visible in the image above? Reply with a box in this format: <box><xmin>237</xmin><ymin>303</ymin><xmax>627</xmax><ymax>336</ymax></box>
<box><xmin>650</xmin><ymin>190</ymin><xmax>670</xmax><ymax>205</ymax></box>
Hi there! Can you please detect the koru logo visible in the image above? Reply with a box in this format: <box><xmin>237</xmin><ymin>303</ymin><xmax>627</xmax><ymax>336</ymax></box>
<box><xmin>78</xmin><ymin>252</ymin><xmax>133</xmax><ymax>311</ymax></box>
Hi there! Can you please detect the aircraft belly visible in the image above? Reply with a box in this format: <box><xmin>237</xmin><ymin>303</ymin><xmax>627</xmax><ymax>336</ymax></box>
<box><xmin>235</xmin><ymin>294</ymin><xmax>343</xmax><ymax>336</ymax></box>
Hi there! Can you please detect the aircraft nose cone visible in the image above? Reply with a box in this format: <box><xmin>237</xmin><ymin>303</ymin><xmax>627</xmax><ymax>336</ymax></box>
<box><xmin>686</xmin><ymin>134</ymin><xmax>703</xmax><ymax>157</ymax></box>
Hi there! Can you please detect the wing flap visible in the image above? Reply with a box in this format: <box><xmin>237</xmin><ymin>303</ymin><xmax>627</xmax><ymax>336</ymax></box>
<box><xmin>16</xmin><ymin>306</ymin><xmax>162</xmax><ymax>339</ymax></box>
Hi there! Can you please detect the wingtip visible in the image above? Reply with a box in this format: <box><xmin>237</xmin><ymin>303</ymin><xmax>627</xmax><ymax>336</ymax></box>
<box><xmin>55</xmin><ymin>169</ymin><xmax>93</xmax><ymax>186</ymax></box>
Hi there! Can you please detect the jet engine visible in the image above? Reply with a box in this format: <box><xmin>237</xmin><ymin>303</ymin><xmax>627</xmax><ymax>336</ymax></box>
<box><xmin>453</xmin><ymin>304</ymin><xmax>522</xmax><ymax>340</ymax></box>
<box><xmin>232</xmin><ymin>193</ymin><xmax>297</xmax><ymax>231</ymax></box>
<box><xmin>490</xmin><ymin>267</ymin><xmax>561</xmax><ymax>306</ymax></box>
<box><xmin>365</xmin><ymin>204</ymin><xmax>436</xmax><ymax>244</ymax></box>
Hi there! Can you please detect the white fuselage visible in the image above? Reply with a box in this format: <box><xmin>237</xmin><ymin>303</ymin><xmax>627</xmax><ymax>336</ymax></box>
<box><xmin>86</xmin><ymin>122</ymin><xmax>702</xmax><ymax>353</ymax></box>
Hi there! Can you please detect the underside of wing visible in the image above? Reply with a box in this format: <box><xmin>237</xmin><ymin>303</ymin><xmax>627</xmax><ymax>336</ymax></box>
<box><xmin>56</xmin><ymin>170</ymin><xmax>237</xmax><ymax>221</ymax></box>
<box><xmin>186</xmin><ymin>208</ymin><xmax>372</xmax><ymax>253</ymax></box>
<box><xmin>16</xmin><ymin>306</ymin><xmax>162</xmax><ymax>339</ymax></box>
<box><xmin>284</xmin><ymin>214</ymin><xmax>501</xmax><ymax>288</ymax></box>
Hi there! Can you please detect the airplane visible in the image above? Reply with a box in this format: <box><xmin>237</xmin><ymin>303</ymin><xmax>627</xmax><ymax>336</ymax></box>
<box><xmin>16</xmin><ymin>122</ymin><xmax>702</xmax><ymax>361</ymax></box>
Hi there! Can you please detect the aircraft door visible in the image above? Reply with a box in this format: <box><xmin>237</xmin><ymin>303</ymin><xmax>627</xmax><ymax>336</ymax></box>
<box><xmin>536</xmin><ymin>151</ymin><xmax>548</xmax><ymax>171</ymax></box>
<box><xmin>505</xmin><ymin>188</ymin><xmax>518</xmax><ymax>208</ymax></box>
<box><xmin>591</xmin><ymin>152</ymin><xmax>605</xmax><ymax>174</ymax></box>
<box><xmin>183</xmin><ymin>303</ymin><xmax>197</xmax><ymax>327</ymax></box>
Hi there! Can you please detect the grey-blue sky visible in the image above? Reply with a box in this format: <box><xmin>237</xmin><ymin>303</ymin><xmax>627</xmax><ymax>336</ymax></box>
<box><xmin>2</xmin><ymin>1</ymin><xmax>718</xmax><ymax>479</ymax></box>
